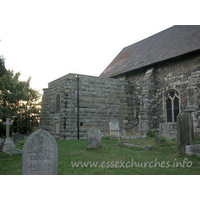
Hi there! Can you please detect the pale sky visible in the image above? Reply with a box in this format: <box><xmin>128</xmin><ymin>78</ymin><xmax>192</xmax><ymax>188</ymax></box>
<box><xmin>0</xmin><ymin>0</ymin><xmax>198</xmax><ymax>95</ymax></box>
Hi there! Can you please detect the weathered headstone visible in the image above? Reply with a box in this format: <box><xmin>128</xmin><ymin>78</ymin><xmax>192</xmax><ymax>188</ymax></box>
<box><xmin>155</xmin><ymin>135</ymin><xmax>161</xmax><ymax>143</ymax></box>
<box><xmin>185</xmin><ymin>144</ymin><xmax>200</xmax><ymax>156</ymax></box>
<box><xmin>2</xmin><ymin>118</ymin><xmax>16</xmax><ymax>151</ymax></box>
<box><xmin>177</xmin><ymin>113</ymin><xmax>194</xmax><ymax>153</ymax></box>
<box><xmin>22</xmin><ymin>129</ymin><xmax>58</xmax><ymax>175</ymax></box>
<box><xmin>14</xmin><ymin>133</ymin><xmax>24</xmax><ymax>145</ymax></box>
<box><xmin>159</xmin><ymin>123</ymin><xmax>170</xmax><ymax>135</ymax></box>
<box><xmin>109</xmin><ymin>121</ymin><xmax>120</xmax><ymax>138</ymax></box>
<box><xmin>87</xmin><ymin>128</ymin><xmax>102</xmax><ymax>149</ymax></box>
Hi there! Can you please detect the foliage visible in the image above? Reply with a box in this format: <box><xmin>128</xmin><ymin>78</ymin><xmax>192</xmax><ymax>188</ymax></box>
<box><xmin>194</xmin><ymin>137</ymin><xmax>200</xmax><ymax>144</ymax></box>
<box><xmin>102</xmin><ymin>136</ymin><xmax>110</xmax><ymax>140</ymax></box>
<box><xmin>0</xmin><ymin>58</ymin><xmax>41</xmax><ymax>136</ymax></box>
<box><xmin>146</xmin><ymin>129</ymin><xmax>159</xmax><ymax>138</ymax></box>
<box><xmin>0</xmin><ymin>58</ymin><xmax>7</xmax><ymax>77</ymax></box>
<box><xmin>160</xmin><ymin>136</ymin><xmax>167</xmax><ymax>143</ymax></box>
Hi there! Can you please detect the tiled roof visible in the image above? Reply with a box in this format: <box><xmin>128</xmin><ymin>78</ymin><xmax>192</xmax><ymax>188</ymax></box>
<box><xmin>100</xmin><ymin>25</ymin><xmax>200</xmax><ymax>77</ymax></box>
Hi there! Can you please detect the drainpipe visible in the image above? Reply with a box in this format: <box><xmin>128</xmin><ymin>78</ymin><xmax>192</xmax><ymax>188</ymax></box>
<box><xmin>76</xmin><ymin>75</ymin><xmax>80</xmax><ymax>140</ymax></box>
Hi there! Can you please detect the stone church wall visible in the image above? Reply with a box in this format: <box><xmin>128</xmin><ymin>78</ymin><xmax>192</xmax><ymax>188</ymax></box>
<box><xmin>115</xmin><ymin>51</ymin><xmax>200</xmax><ymax>135</ymax></box>
<box><xmin>40</xmin><ymin>73</ymin><xmax>134</xmax><ymax>138</ymax></box>
<box><xmin>40</xmin><ymin>52</ymin><xmax>200</xmax><ymax>138</ymax></box>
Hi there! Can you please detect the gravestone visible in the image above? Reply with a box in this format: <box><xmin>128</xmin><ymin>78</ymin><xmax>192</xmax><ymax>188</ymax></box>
<box><xmin>0</xmin><ymin>138</ymin><xmax>3</xmax><ymax>150</ymax></box>
<box><xmin>2</xmin><ymin>118</ymin><xmax>16</xmax><ymax>151</ymax></box>
<box><xmin>87</xmin><ymin>128</ymin><xmax>102</xmax><ymax>149</ymax></box>
<box><xmin>177</xmin><ymin>113</ymin><xmax>194</xmax><ymax>153</ymax></box>
<box><xmin>22</xmin><ymin>129</ymin><xmax>58</xmax><ymax>175</ymax></box>
<box><xmin>185</xmin><ymin>144</ymin><xmax>200</xmax><ymax>156</ymax></box>
<box><xmin>14</xmin><ymin>133</ymin><xmax>24</xmax><ymax>145</ymax></box>
<box><xmin>109</xmin><ymin>121</ymin><xmax>120</xmax><ymax>138</ymax></box>
<box><xmin>159</xmin><ymin>123</ymin><xmax>170</xmax><ymax>135</ymax></box>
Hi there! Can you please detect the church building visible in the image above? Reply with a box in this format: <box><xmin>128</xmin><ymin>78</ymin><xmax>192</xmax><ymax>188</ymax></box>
<box><xmin>39</xmin><ymin>25</ymin><xmax>200</xmax><ymax>139</ymax></box>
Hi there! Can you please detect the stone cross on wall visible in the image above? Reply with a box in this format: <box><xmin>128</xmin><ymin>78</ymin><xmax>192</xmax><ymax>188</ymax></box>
<box><xmin>3</xmin><ymin>118</ymin><xmax>13</xmax><ymax>138</ymax></box>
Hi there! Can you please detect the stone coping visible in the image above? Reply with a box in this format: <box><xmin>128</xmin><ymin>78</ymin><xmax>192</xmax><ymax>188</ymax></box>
<box><xmin>122</xmin><ymin>143</ymin><xmax>152</xmax><ymax>150</ymax></box>
<box><xmin>1</xmin><ymin>149</ymin><xmax>22</xmax><ymax>155</ymax></box>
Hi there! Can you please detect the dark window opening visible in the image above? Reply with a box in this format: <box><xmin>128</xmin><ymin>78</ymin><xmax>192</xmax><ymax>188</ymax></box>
<box><xmin>165</xmin><ymin>90</ymin><xmax>180</xmax><ymax>122</ymax></box>
<box><xmin>166</xmin><ymin>98</ymin><xmax>172</xmax><ymax>122</ymax></box>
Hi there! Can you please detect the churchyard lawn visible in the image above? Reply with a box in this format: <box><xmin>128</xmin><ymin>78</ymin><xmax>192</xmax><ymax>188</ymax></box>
<box><xmin>1</xmin><ymin>137</ymin><xmax>200</xmax><ymax>175</ymax></box>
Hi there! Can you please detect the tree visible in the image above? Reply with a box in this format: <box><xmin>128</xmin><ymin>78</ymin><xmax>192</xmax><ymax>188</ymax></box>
<box><xmin>0</xmin><ymin>57</ymin><xmax>41</xmax><ymax>137</ymax></box>
<box><xmin>0</xmin><ymin>57</ymin><xmax>7</xmax><ymax>77</ymax></box>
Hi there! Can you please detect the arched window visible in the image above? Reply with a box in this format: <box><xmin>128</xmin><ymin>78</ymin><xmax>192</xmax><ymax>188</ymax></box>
<box><xmin>56</xmin><ymin>94</ymin><xmax>60</xmax><ymax>113</ymax></box>
<box><xmin>165</xmin><ymin>90</ymin><xmax>180</xmax><ymax>122</ymax></box>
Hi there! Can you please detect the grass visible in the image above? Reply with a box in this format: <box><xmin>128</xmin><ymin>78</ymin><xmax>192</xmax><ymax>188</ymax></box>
<box><xmin>0</xmin><ymin>137</ymin><xmax>200</xmax><ymax>175</ymax></box>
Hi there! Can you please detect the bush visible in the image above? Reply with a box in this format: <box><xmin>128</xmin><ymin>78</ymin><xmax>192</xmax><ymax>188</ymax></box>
<box><xmin>146</xmin><ymin>129</ymin><xmax>158</xmax><ymax>138</ymax></box>
<box><xmin>160</xmin><ymin>136</ymin><xmax>167</xmax><ymax>143</ymax></box>
<box><xmin>103</xmin><ymin>136</ymin><xmax>110</xmax><ymax>140</ymax></box>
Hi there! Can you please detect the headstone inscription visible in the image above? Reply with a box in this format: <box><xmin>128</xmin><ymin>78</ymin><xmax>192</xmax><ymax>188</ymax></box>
<box><xmin>22</xmin><ymin>129</ymin><xmax>58</xmax><ymax>175</ymax></box>
<box><xmin>177</xmin><ymin>113</ymin><xmax>194</xmax><ymax>153</ymax></box>
<box><xmin>87</xmin><ymin>128</ymin><xmax>102</xmax><ymax>149</ymax></box>
<box><xmin>2</xmin><ymin>118</ymin><xmax>16</xmax><ymax>151</ymax></box>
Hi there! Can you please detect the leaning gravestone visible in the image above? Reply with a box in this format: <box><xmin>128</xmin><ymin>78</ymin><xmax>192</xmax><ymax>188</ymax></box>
<box><xmin>22</xmin><ymin>129</ymin><xmax>58</xmax><ymax>175</ymax></box>
<box><xmin>177</xmin><ymin>113</ymin><xmax>194</xmax><ymax>153</ymax></box>
<box><xmin>87</xmin><ymin>128</ymin><xmax>102</xmax><ymax>149</ymax></box>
